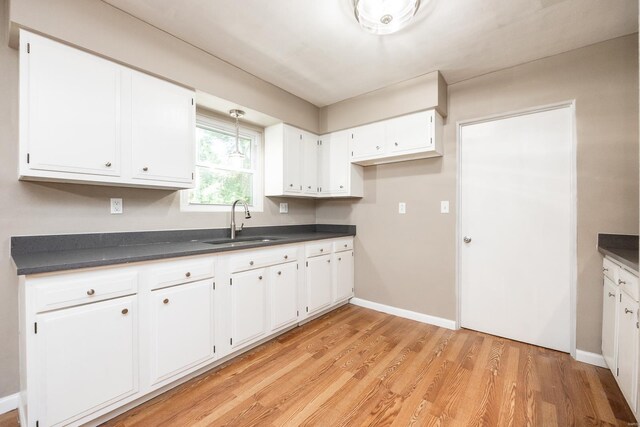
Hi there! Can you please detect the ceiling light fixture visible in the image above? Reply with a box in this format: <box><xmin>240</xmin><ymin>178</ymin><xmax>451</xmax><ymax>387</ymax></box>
<box><xmin>228</xmin><ymin>109</ymin><xmax>245</xmax><ymax>165</ymax></box>
<box><xmin>354</xmin><ymin>0</ymin><xmax>420</xmax><ymax>35</ymax></box>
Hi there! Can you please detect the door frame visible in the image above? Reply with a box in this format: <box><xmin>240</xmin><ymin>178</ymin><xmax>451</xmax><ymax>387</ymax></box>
<box><xmin>455</xmin><ymin>101</ymin><xmax>578</xmax><ymax>358</ymax></box>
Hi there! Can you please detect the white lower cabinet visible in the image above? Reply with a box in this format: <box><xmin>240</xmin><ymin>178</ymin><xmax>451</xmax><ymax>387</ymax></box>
<box><xmin>334</xmin><ymin>250</ymin><xmax>354</xmax><ymax>303</ymax></box>
<box><xmin>270</xmin><ymin>261</ymin><xmax>299</xmax><ymax>331</ymax></box>
<box><xmin>35</xmin><ymin>296</ymin><xmax>138</xmax><ymax>427</ymax></box>
<box><xmin>617</xmin><ymin>290</ymin><xmax>639</xmax><ymax>412</ymax></box>
<box><xmin>20</xmin><ymin>238</ymin><xmax>354</xmax><ymax>426</ymax></box>
<box><xmin>600</xmin><ymin>256</ymin><xmax>640</xmax><ymax>417</ymax></box>
<box><xmin>306</xmin><ymin>254</ymin><xmax>333</xmax><ymax>315</ymax></box>
<box><xmin>150</xmin><ymin>279</ymin><xmax>214</xmax><ymax>384</ymax></box>
<box><xmin>230</xmin><ymin>268</ymin><xmax>268</xmax><ymax>349</ymax></box>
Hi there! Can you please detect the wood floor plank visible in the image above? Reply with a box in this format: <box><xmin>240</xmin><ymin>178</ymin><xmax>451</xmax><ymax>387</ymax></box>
<box><xmin>79</xmin><ymin>305</ymin><xmax>637</xmax><ymax>427</ymax></box>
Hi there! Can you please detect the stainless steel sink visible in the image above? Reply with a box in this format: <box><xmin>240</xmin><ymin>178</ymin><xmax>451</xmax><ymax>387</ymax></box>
<box><xmin>202</xmin><ymin>236</ymin><xmax>283</xmax><ymax>246</ymax></box>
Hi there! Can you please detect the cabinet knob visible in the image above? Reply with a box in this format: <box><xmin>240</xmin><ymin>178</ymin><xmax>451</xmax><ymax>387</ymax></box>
<box><xmin>625</xmin><ymin>308</ymin><xmax>633</xmax><ymax>314</ymax></box>
<box><xmin>340</xmin><ymin>185</ymin><xmax>344</xmax><ymax>189</ymax></box>
<box><xmin>289</xmin><ymin>184</ymin><xmax>293</xmax><ymax>187</ymax></box>
<box><xmin>185</xmin><ymin>272</ymin><xmax>191</xmax><ymax>278</ymax></box>
<box><xmin>284</xmin><ymin>255</ymin><xmax>288</xmax><ymax>259</ymax></box>
<box><xmin>395</xmin><ymin>142</ymin><xmax>399</xmax><ymax>146</ymax></box>
<box><xmin>258</xmin><ymin>275</ymin><xmax>263</xmax><ymax>280</ymax></box>
<box><xmin>308</xmin><ymin>186</ymin><xmax>311</xmax><ymax>189</ymax></box>
<box><xmin>105</xmin><ymin>162</ymin><xmax>112</xmax><ymax>167</ymax></box>
<box><xmin>619</xmin><ymin>279</ymin><xmax>626</xmax><ymax>285</ymax></box>
<box><xmin>87</xmin><ymin>289</ymin><xmax>95</xmax><ymax>296</ymax></box>
<box><xmin>143</xmin><ymin>167</ymin><xmax>149</xmax><ymax>172</ymax></box>
<box><xmin>320</xmin><ymin>249</ymin><xmax>324</xmax><ymax>253</ymax></box>
<box><xmin>277</xmin><ymin>271</ymin><xmax>282</xmax><ymax>276</ymax></box>
<box><xmin>603</xmin><ymin>267</ymin><xmax>609</xmax><ymax>272</ymax></box>
<box><xmin>344</xmin><ymin>244</ymin><xmax>348</xmax><ymax>248</ymax></box>
<box><xmin>163</xmin><ymin>298</ymin><xmax>169</xmax><ymax>304</ymax></box>
<box><xmin>338</xmin><ymin>257</ymin><xmax>342</xmax><ymax>261</ymax></box>
<box><xmin>250</xmin><ymin>261</ymin><xmax>254</xmax><ymax>266</ymax></box>
<box><xmin>463</xmin><ymin>236</ymin><xmax>472</xmax><ymax>243</ymax></box>
<box><xmin>376</xmin><ymin>146</ymin><xmax>381</xmax><ymax>150</ymax></box>
<box><xmin>327</xmin><ymin>259</ymin><xmax>331</xmax><ymax>263</ymax></box>
<box><xmin>121</xmin><ymin>308</ymin><xmax>129</xmax><ymax>315</ymax></box>
<box><xmin>608</xmin><ymin>292</ymin><xmax>615</xmax><ymax>297</ymax></box>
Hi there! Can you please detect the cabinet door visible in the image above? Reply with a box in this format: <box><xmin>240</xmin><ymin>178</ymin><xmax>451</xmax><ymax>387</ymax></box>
<box><xmin>230</xmin><ymin>268</ymin><xmax>268</xmax><ymax>349</ymax></box>
<box><xmin>318</xmin><ymin>135</ymin><xmax>332</xmax><ymax>194</ymax></box>
<box><xmin>270</xmin><ymin>262</ymin><xmax>299</xmax><ymax>331</ymax></box>
<box><xmin>387</xmin><ymin>111</ymin><xmax>432</xmax><ymax>153</ymax></box>
<box><xmin>24</xmin><ymin>32</ymin><xmax>121</xmax><ymax>176</ymax></box>
<box><xmin>150</xmin><ymin>280</ymin><xmax>214</xmax><ymax>384</ymax></box>
<box><xmin>302</xmin><ymin>132</ymin><xmax>318</xmax><ymax>195</ymax></box>
<box><xmin>306</xmin><ymin>255</ymin><xmax>332</xmax><ymax>315</ymax></box>
<box><xmin>602</xmin><ymin>276</ymin><xmax>618</xmax><ymax>371</ymax></box>
<box><xmin>334</xmin><ymin>250</ymin><xmax>354</xmax><ymax>303</ymax></box>
<box><xmin>36</xmin><ymin>296</ymin><xmax>137</xmax><ymax>426</ymax></box>
<box><xmin>350</xmin><ymin>121</ymin><xmax>386</xmax><ymax>159</ymax></box>
<box><xmin>617</xmin><ymin>291</ymin><xmax>638</xmax><ymax>412</ymax></box>
<box><xmin>328</xmin><ymin>131</ymin><xmax>350</xmax><ymax>194</ymax></box>
<box><xmin>131</xmin><ymin>71</ymin><xmax>195</xmax><ymax>183</ymax></box>
<box><xmin>283</xmin><ymin>126</ymin><xmax>303</xmax><ymax>193</ymax></box>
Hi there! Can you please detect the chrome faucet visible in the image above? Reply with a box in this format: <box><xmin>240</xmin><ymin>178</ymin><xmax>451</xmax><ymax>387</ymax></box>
<box><xmin>230</xmin><ymin>200</ymin><xmax>251</xmax><ymax>239</ymax></box>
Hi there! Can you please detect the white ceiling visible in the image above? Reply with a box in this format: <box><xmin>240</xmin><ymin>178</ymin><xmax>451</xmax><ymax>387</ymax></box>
<box><xmin>103</xmin><ymin>0</ymin><xmax>638</xmax><ymax>107</ymax></box>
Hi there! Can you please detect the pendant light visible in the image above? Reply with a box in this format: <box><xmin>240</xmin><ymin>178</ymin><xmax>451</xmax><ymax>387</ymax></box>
<box><xmin>228</xmin><ymin>109</ymin><xmax>245</xmax><ymax>167</ymax></box>
<box><xmin>354</xmin><ymin>0</ymin><xmax>420</xmax><ymax>35</ymax></box>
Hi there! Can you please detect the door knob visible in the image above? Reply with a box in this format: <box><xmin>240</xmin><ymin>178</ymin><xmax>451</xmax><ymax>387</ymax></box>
<box><xmin>463</xmin><ymin>237</ymin><xmax>472</xmax><ymax>243</ymax></box>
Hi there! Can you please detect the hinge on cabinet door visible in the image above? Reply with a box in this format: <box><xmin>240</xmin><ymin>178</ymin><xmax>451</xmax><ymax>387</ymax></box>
<box><xmin>34</xmin><ymin>322</ymin><xmax>37</xmax><ymax>334</ymax></box>
<box><xmin>192</xmin><ymin>172</ymin><xmax>194</xmax><ymax>180</ymax></box>
<box><xmin>620</xmin><ymin>294</ymin><xmax>622</xmax><ymax>302</ymax></box>
<box><xmin>351</xmin><ymin>151</ymin><xmax>354</xmax><ymax>157</ymax></box>
<box><xmin>213</xmin><ymin>282</ymin><xmax>216</xmax><ymax>290</ymax></box>
<box><xmin>351</xmin><ymin>133</ymin><xmax>354</xmax><ymax>139</ymax></box>
<box><xmin>27</xmin><ymin>153</ymin><xmax>30</xmax><ymax>164</ymax></box>
<box><xmin>26</xmin><ymin>43</ymin><xmax>30</xmax><ymax>54</ymax></box>
<box><xmin>299</xmin><ymin>134</ymin><xmax>302</xmax><ymax>140</ymax></box>
<box><xmin>617</xmin><ymin>367</ymin><xmax>619</xmax><ymax>376</ymax></box>
<box><xmin>306</xmin><ymin>261</ymin><xmax>308</xmax><ymax>267</ymax></box>
<box><xmin>306</xmin><ymin>306</ymin><xmax>309</xmax><ymax>313</ymax></box>
<box><xmin>430</xmin><ymin>137</ymin><xmax>433</xmax><ymax>144</ymax></box>
<box><xmin>191</xmin><ymin>98</ymin><xmax>194</xmax><ymax>105</ymax></box>
<box><xmin>213</xmin><ymin>345</ymin><xmax>216</xmax><ymax>353</ymax></box>
<box><xmin>230</xmin><ymin>278</ymin><xmax>233</xmax><ymax>286</ymax></box>
<box><xmin>430</xmin><ymin>116</ymin><xmax>433</xmax><ymax>123</ymax></box>
<box><xmin>230</xmin><ymin>338</ymin><xmax>233</xmax><ymax>345</ymax></box>
<box><xmin>296</xmin><ymin>264</ymin><xmax>299</xmax><ymax>270</ymax></box>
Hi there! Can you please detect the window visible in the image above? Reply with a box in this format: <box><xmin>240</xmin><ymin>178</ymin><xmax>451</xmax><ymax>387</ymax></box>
<box><xmin>181</xmin><ymin>115</ymin><xmax>263</xmax><ymax>212</ymax></box>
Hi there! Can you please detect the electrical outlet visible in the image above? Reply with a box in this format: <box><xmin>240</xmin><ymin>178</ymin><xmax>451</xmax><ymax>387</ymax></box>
<box><xmin>279</xmin><ymin>203</ymin><xmax>289</xmax><ymax>214</ymax></box>
<box><xmin>110</xmin><ymin>198</ymin><xmax>123</xmax><ymax>214</ymax></box>
<box><xmin>441</xmin><ymin>201</ymin><xmax>449</xmax><ymax>214</ymax></box>
<box><xmin>398</xmin><ymin>202</ymin><xmax>406</xmax><ymax>214</ymax></box>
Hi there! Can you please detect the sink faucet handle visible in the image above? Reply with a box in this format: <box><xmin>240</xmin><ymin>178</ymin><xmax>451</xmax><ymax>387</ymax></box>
<box><xmin>235</xmin><ymin>222</ymin><xmax>244</xmax><ymax>232</ymax></box>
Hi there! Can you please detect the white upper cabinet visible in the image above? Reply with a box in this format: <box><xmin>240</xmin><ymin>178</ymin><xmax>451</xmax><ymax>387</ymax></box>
<box><xmin>19</xmin><ymin>30</ymin><xmax>195</xmax><ymax>190</ymax></box>
<box><xmin>21</xmin><ymin>31</ymin><xmax>122</xmax><ymax>178</ymax></box>
<box><xmin>302</xmin><ymin>131</ymin><xmax>318</xmax><ymax>195</ymax></box>
<box><xmin>130</xmin><ymin>71</ymin><xmax>195</xmax><ymax>184</ymax></box>
<box><xmin>320</xmin><ymin>131</ymin><xmax>363</xmax><ymax>197</ymax></box>
<box><xmin>349</xmin><ymin>109</ymin><xmax>443</xmax><ymax>166</ymax></box>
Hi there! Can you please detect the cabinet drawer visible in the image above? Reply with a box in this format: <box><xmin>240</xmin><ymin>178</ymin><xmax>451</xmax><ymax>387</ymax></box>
<box><xmin>603</xmin><ymin>258</ymin><xmax>618</xmax><ymax>282</ymax></box>
<box><xmin>32</xmin><ymin>269</ymin><xmax>138</xmax><ymax>312</ymax></box>
<box><xmin>619</xmin><ymin>269</ymin><xmax>639</xmax><ymax>302</ymax></box>
<box><xmin>149</xmin><ymin>257</ymin><xmax>215</xmax><ymax>290</ymax></box>
<box><xmin>305</xmin><ymin>241</ymin><xmax>332</xmax><ymax>258</ymax></box>
<box><xmin>333</xmin><ymin>238</ymin><xmax>354</xmax><ymax>253</ymax></box>
<box><xmin>230</xmin><ymin>246</ymin><xmax>297</xmax><ymax>273</ymax></box>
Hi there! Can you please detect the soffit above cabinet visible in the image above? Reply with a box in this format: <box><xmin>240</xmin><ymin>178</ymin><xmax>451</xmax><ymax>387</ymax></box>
<box><xmin>101</xmin><ymin>0</ymin><xmax>637</xmax><ymax>107</ymax></box>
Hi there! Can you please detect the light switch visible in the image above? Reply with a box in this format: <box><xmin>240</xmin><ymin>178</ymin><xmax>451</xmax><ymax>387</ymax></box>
<box><xmin>441</xmin><ymin>201</ymin><xmax>449</xmax><ymax>214</ymax></box>
<box><xmin>398</xmin><ymin>202</ymin><xmax>406</xmax><ymax>214</ymax></box>
<box><xmin>110</xmin><ymin>198</ymin><xmax>123</xmax><ymax>214</ymax></box>
<box><xmin>279</xmin><ymin>203</ymin><xmax>289</xmax><ymax>214</ymax></box>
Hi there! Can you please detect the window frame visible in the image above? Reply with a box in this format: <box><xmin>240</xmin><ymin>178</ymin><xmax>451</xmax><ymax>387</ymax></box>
<box><xmin>180</xmin><ymin>114</ymin><xmax>264</xmax><ymax>213</ymax></box>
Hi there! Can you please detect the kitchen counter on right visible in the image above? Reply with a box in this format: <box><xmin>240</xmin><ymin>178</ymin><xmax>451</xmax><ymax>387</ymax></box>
<box><xmin>598</xmin><ymin>233</ymin><xmax>639</xmax><ymax>273</ymax></box>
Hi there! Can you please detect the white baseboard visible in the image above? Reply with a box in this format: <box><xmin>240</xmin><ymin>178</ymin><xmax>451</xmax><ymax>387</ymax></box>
<box><xmin>0</xmin><ymin>393</ymin><xmax>19</xmax><ymax>415</ymax></box>
<box><xmin>350</xmin><ymin>298</ymin><xmax>456</xmax><ymax>330</ymax></box>
<box><xmin>575</xmin><ymin>349</ymin><xmax>608</xmax><ymax>368</ymax></box>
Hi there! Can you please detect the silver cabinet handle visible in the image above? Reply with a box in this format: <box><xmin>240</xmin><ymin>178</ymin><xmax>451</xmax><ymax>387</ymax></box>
<box><xmin>185</xmin><ymin>272</ymin><xmax>191</xmax><ymax>278</ymax></box>
<box><xmin>258</xmin><ymin>275</ymin><xmax>263</xmax><ymax>280</ymax></box>
<box><xmin>122</xmin><ymin>308</ymin><xmax>129</xmax><ymax>315</ymax></box>
<box><xmin>338</xmin><ymin>257</ymin><xmax>342</xmax><ymax>261</ymax></box>
<box><xmin>87</xmin><ymin>289</ymin><xmax>95</xmax><ymax>296</ymax></box>
<box><xmin>284</xmin><ymin>255</ymin><xmax>288</xmax><ymax>260</ymax></box>
<box><xmin>143</xmin><ymin>167</ymin><xmax>149</xmax><ymax>172</ymax></box>
<box><xmin>376</xmin><ymin>145</ymin><xmax>381</xmax><ymax>150</ymax></box>
<box><xmin>105</xmin><ymin>162</ymin><xmax>112</xmax><ymax>167</ymax></box>
<box><xmin>277</xmin><ymin>271</ymin><xmax>282</xmax><ymax>276</ymax></box>
<box><xmin>163</xmin><ymin>298</ymin><xmax>169</xmax><ymax>304</ymax></box>
<box><xmin>395</xmin><ymin>142</ymin><xmax>399</xmax><ymax>146</ymax></box>
<box><xmin>463</xmin><ymin>237</ymin><xmax>472</xmax><ymax>243</ymax></box>
<box><xmin>340</xmin><ymin>185</ymin><xmax>344</xmax><ymax>189</ymax></box>
<box><xmin>609</xmin><ymin>292</ymin><xmax>615</xmax><ymax>297</ymax></box>
<box><xmin>625</xmin><ymin>308</ymin><xmax>633</xmax><ymax>314</ymax></box>
<box><xmin>320</xmin><ymin>249</ymin><xmax>324</xmax><ymax>253</ymax></box>
<box><xmin>289</xmin><ymin>184</ymin><xmax>293</xmax><ymax>187</ymax></box>
<box><xmin>250</xmin><ymin>261</ymin><xmax>254</xmax><ymax>266</ymax></box>
<box><xmin>619</xmin><ymin>279</ymin><xmax>626</xmax><ymax>285</ymax></box>
<box><xmin>327</xmin><ymin>259</ymin><xmax>331</xmax><ymax>263</ymax></box>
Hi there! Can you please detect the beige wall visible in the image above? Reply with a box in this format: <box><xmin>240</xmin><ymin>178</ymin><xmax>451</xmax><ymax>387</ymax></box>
<box><xmin>0</xmin><ymin>1</ymin><xmax>317</xmax><ymax>397</ymax></box>
<box><xmin>317</xmin><ymin>34</ymin><xmax>640</xmax><ymax>354</ymax></box>
<box><xmin>8</xmin><ymin>0</ymin><xmax>320</xmax><ymax>133</ymax></box>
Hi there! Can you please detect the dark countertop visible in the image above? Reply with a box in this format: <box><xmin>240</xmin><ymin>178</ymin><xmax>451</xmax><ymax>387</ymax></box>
<box><xmin>598</xmin><ymin>233</ymin><xmax>638</xmax><ymax>272</ymax></box>
<box><xmin>11</xmin><ymin>224</ymin><xmax>355</xmax><ymax>276</ymax></box>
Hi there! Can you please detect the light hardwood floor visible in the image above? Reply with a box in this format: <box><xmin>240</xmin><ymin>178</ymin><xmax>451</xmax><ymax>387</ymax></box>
<box><xmin>1</xmin><ymin>305</ymin><xmax>635</xmax><ymax>426</ymax></box>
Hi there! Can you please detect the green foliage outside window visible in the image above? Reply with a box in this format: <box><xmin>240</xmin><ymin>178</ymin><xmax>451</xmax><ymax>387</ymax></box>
<box><xmin>189</xmin><ymin>125</ymin><xmax>256</xmax><ymax>206</ymax></box>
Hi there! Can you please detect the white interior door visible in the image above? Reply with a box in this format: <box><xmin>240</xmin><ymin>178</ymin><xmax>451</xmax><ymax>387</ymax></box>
<box><xmin>460</xmin><ymin>105</ymin><xmax>574</xmax><ymax>353</ymax></box>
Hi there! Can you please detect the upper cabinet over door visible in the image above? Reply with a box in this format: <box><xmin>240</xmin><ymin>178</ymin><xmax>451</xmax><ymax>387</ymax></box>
<box><xmin>387</xmin><ymin>110</ymin><xmax>433</xmax><ymax>153</ymax></box>
<box><xmin>130</xmin><ymin>71</ymin><xmax>195</xmax><ymax>184</ymax></box>
<box><xmin>21</xmin><ymin>31</ymin><xmax>122</xmax><ymax>178</ymax></box>
<box><xmin>19</xmin><ymin>30</ymin><xmax>195</xmax><ymax>190</ymax></box>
